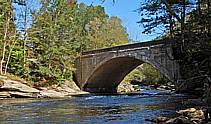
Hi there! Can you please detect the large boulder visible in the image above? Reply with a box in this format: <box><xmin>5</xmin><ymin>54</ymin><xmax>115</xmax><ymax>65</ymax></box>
<box><xmin>145</xmin><ymin>116</ymin><xmax>169</xmax><ymax>123</ymax></box>
<box><xmin>177</xmin><ymin>108</ymin><xmax>197</xmax><ymax>115</ymax></box>
<box><xmin>64</xmin><ymin>81</ymin><xmax>80</xmax><ymax>91</ymax></box>
<box><xmin>0</xmin><ymin>76</ymin><xmax>88</xmax><ymax>98</ymax></box>
<box><xmin>0</xmin><ymin>91</ymin><xmax>11</xmax><ymax>98</ymax></box>
<box><xmin>0</xmin><ymin>79</ymin><xmax>40</xmax><ymax>93</ymax></box>
<box><xmin>39</xmin><ymin>90</ymin><xmax>65</xmax><ymax>98</ymax></box>
<box><xmin>177</xmin><ymin>108</ymin><xmax>204</xmax><ymax>119</ymax></box>
<box><xmin>117</xmin><ymin>83</ymin><xmax>135</xmax><ymax>93</ymax></box>
<box><xmin>166</xmin><ymin>116</ymin><xmax>192</xmax><ymax>124</ymax></box>
<box><xmin>0</xmin><ymin>75</ymin><xmax>6</xmax><ymax>87</ymax></box>
<box><xmin>9</xmin><ymin>91</ymin><xmax>39</xmax><ymax>98</ymax></box>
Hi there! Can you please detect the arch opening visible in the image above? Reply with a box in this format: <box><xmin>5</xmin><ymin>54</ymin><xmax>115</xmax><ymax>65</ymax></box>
<box><xmin>118</xmin><ymin>63</ymin><xmax>170</xmax><ymax>92</ymax></box>
<box><xmin>83</xmin><ymin>56</ymin><xmax>171</xmax><ymax>93</ymax></box>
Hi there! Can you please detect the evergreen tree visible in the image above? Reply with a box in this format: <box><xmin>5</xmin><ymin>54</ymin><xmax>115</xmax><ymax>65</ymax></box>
<box><xmin>138</xmin><ymin>0</ymin><xmax>194</xmax><ymax>36</ymax></box>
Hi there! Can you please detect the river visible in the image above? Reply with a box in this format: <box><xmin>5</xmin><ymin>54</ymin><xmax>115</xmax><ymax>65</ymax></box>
<box><xmin>0</xmin><ymin>89</ymin><xmax>190</xmax><ymax>124</ymax></box>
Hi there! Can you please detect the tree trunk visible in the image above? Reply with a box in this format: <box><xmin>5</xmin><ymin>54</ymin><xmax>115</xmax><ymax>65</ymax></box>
<box><xmin>180</xmin><ymin>0</ymin><xmax>186</xmax><ymax>49</ymax></box>
<box><xmin>4</xmin><ymin>35</ymin><xmax>17</xmax><ymax>74</ymax></box>
<box><xmin>198</xmin><ymin>0</ymin><xmax>201</xmax><ymax>33</ymax></box>
<box><xmin>208</xmin><ymin>0</ymin><xmax>211</xmax><ymax>36</ymax></box>
<box><xmin>169</xmin><ymin>14</ymin><xmax>173</xmax><ymax>38</ymax></box>
<box><xmin>23</xmin><ymin>5</ymin><xmax>27</xmax><ymax>69</ymax></box>
<box><xmin>0</xmin><ymin>16</ymin><xmax>10</xmax><ymax>75</ymax></box>
<box><xmin>181</xmin><ymin>0</ymin><xmax>186</xmax><ymax>32</ymax></box>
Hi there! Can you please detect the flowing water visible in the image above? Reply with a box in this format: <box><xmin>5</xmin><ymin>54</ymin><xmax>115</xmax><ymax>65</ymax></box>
<box><xmin>0</xmin><ymin>89</ymin><xmax>190</xmax><ymax>124</ymax></box>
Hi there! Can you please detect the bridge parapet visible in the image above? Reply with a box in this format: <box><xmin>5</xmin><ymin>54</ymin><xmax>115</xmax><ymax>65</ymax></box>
<box><xmin>82</xmin><ymin>39</ymin><xmax>171</xmax><ymax>55</ymax></box>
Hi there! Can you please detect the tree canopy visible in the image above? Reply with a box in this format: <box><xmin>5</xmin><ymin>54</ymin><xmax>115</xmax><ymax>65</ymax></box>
<box><xmin>138</xmin><ymin>0</ymin><xmax>211</xmax><ymax>84</ymax></box>
<box><xmin>0</xmin><ymin>0</ymin><xmax>129</xmax><ymax>86</ymax></box>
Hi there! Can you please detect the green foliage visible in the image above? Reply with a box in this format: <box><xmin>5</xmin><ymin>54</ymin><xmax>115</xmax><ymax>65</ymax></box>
<box><xmin>19</xmin><ymin>0</ymin><xmax>128</xmax><ymax>86</ymax></box>
<box><xmin>139</xmin><ymin>0</ymin><xmax>211</xmax><ymax>81</ymax></box>
<box><xmin>0</xmin><ymin>0</ymin><xmax>18</xmax><ymax>75</ymax></box>
<box><xmin>86</xmin><ymin>16</ymin><xmax>128</xmax><ymax>50</ymax></box>
<box><xmin>78</xmin><ymin>4</ymin><xmax>128</xmax><ymax>50</ymax></box>
<box><xmin>123</xmin><ymin>63</ymin><xmax>169</xmax><ymax>85</ymax></box>
<box><xmin>122</xmin><ymin>66</ymin><xmax>144</xmax><ymax>84</ymax></box>
<box><xmin>7</xmin><ymin>42</ymin><xmax>25</xmax><ymax>76</ymax></box>
<box><xmin>0</xmin><ymin>0</ymin><xmax>129</xmax><ymax>87</ymax></box>
<box><xmin>25</xmin><ymin>0</ymin><xmax>79</xmax><ymax>85</ymax></box>
<box><xmin>138</xmin><ymin>0</ymin><xmax>202</xmax><ymax>37</ymax></box>
<box><xmin>140</xmin><ymin>63</ymin><xmax>169</xmax><ymax>84</ymax></box>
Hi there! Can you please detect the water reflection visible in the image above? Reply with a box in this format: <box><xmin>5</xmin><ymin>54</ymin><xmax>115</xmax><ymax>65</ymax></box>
<box><xmin>0</xmin><ymin>92</ymin><xmax>189</xmax><ymax>124</ymax></box>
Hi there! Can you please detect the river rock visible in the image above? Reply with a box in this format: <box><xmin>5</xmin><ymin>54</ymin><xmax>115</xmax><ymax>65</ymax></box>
<box><xmin>60</xmin><ymin>82</ymin><xmax>79</xmax><ymax>93</ymax></box>
<box><xmin>145</xmin><ymin>116</ymin><xmax>169</xmax><ymax>123</ymax></box>
<box><xmin>64</xmin><ymin>80</ymin><xmax>80</xmax><ymax>91</ymax></box>
<box><xmin>165</xmin><ymin>108</ymin><xmax>205</xmax><ymax>124</ymax></box>
<box><xmin>187</xmin><ymin>110</ymin><xmax>204</xmax><ymax>119</ymax></box>
<box><xmin>155</xmin><ymin>116</ymin><xmax>169</xmax><ymax>123</ymax></box>
<box><xmin>0</xmin><ymin>76</ymin><xmax>89</xmax><ymax>98</ymax></box>
<box><xmin>0</xmin><ymin>91</ymin><xmax>11</xmax><ymax>98</ymax></box>
<box><xmin>0</xmin><ymin>80</ymin><xmax>3</xmax><ymax>87</ymax></box>
<box><xmin>166</xmin><ymin>116</ymin><xmax>192</xmax><ymax>124</ymax></box>
<box><xmin>0</xmin><ymin>75</ymin><xmax>7</xmax><ymax>80</ymax></box>
<box><xmin>55</xmin><ymin>86</ymin><xmax>77</xmax><ymax>95</ymax></box>
<box><xmin>0</xmin><ymin>76</ymin><xmax>6</xmax><ymax>87</ymax></box>
<box><xmin>0</xmin><ymin>79</ymin><xmax>40</xmax><ymax>93</ymax></box>
<box><xmin>117</xmin><ymin>83</ymin><xmax>140</xmax><ymax>93</ymax></box>
<box><xmin>9</xmin><ymin>91</ymin><xmax>38</xmax><ymax>98</ymax></box>
<box><xmin>39</xmin><ymin>90</ymin><xmax>65</xmax><ymax>98</ymax></box>
<box><xmin>177</xmin><ymin>108</ymin><xmax>197</xmax><ymax>115</ymax></box>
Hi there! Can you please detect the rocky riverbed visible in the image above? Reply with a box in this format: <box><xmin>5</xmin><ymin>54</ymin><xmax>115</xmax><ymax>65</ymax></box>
<box><xmin>146</xmin><ymin>107</ymin><xmax>207</xmax><ymax>124</ymax></box>
<box><xmin>117</xmin><ymin>83</ymin><xmax>141</xmax><ymax>93</ymax></box>
<box><xmin>144</xmin><ymin>97</ymin><xmax>211</xmax><ymax>124</ymax></box>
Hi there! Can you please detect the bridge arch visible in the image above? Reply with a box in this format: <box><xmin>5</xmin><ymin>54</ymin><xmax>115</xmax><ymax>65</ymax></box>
<box><xmin>73</xmin><ymin>40</ymin><xmax>181</xmax><ymax>93</ymax></box>
<box><xmin>83</xmin><ymin>56</ymin><xmax>173</xmax><ymax>93</ymax></box>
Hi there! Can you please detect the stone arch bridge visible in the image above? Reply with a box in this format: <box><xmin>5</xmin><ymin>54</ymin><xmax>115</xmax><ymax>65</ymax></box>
<box><xmin>73</xmin><ymin>39</ymin><xmax>181</xmax><ymax>93</ymax></box>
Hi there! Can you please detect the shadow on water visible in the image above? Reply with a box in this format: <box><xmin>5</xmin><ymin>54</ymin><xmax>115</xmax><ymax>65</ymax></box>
<box><xmin>0</xmin><ymin>89</ymin><xmax>193</xmax><ymax>124</ymax></box>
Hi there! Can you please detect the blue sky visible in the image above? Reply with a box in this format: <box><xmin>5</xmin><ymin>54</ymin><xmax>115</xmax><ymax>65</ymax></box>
<box><xmin>77</xmin><ymin>0</ymin><xmax>159</xmax><ymax>42</ymax></box>
<box><xmin>14</xmin><ymin>0</ymin><xmax>159</xmax><ymax>42</ymax></box>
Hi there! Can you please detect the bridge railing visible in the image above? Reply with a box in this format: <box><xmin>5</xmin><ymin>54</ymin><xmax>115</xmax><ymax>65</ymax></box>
<box><xmin>82</xmin><ymin>38</ymin><xmax>172</xmax><ymax>55</ymax></box>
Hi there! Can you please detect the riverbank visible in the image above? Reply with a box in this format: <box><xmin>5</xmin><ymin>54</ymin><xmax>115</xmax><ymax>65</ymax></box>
<box><xmin>0</xmin><ymin>75</ymin><xmax>89</xmax><ymax>99</ymax></box>
<box><xmin>146</xmin><ymin>107</ymin><xmax>205</xmax><ymax>124</ymax></box>
<box><xmin>145</xmin><ymin>95</ymin><xmax>211</xmax><ymax>124</ymax></box>
<box><xmin>0</xmin><ymin>74</ymin><xmax>146</xmax><ymax>99</ymax></box>
<box><xmin>118</xmin><ymin>81</ymin><xmax>211</xmax><ymax>123</ymax></box>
